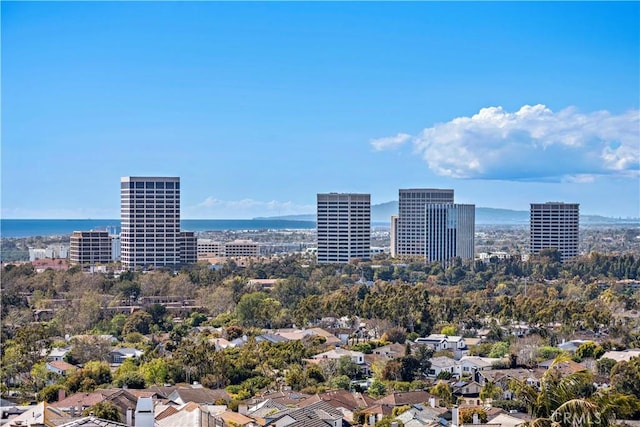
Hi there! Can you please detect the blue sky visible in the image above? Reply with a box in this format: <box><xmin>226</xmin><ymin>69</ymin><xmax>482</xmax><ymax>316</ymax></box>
<box><xmin>2</xmin><ymin>1</ymin><xmax>639</xmax><ymax>219</ymax></box>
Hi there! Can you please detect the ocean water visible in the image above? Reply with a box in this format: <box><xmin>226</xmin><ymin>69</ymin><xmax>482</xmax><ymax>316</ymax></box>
<box><xmin>0</xmin><ymin>219</ymin><xmax>316</xmax><ymax>238</ymax></box>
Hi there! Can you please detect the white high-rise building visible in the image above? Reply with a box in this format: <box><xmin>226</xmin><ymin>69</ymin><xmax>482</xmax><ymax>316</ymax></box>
<box><xmin>530</xmin><ymin>202</ymin><xmax>579</xmax><ymax>262</ymax></box>
<box><xmin>121</xmin><ymin>177</ymin><xmax>181</xmax><ymax>269</ymax></box>
<box><xmin>396</xmin><ymin>189</ymin><xmax>454</xmax><ymax>257</ymax></box>
<box><xmin>317</xmin><ymin>193</ymin><xmax>371</xmax><ymax>264</ymax></box>
<box><xmin>425</xmin><ymin>204</ymin><xmax>475</xmax><ymax>266</ymax></box>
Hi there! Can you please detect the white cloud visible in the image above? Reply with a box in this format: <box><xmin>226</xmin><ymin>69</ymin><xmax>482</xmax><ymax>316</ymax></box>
<box><xmin>372</xmin><ymin>105</ymin><xmax>640</xmax><ymax>182</ymax></box>
<box><xmin>187</xmin><ymin>197</ymin><xmax>314</xmax><ymax>219</ymax></box>
<box><xmin>370</xmin><ymin>133</ymin><xmax>412</xmax><ymax>151</ymax></box>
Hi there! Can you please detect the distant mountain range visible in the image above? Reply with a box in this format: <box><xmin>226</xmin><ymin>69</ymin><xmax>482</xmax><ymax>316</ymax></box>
<box><xmin>255</xmin><ymin>201</ymin><xmax>639</xmax><ymax>225</ymax></box>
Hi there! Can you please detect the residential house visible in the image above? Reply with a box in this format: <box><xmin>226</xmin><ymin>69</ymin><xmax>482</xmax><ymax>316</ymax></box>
<box><xmin>109</xmin><ymin>347</ymin><xmax>144</xmax><ymax>364</ymax></box>
<box><xmin>537</xmin><ymin>359</ymin><xmax>587</xmax><ymax>376</ymax></box>
<box><xmin>6</xmin><ymin>402</ymin><xmax>77</xmax><ymax>426</ymax></box>
<box><xmin>48</xmin><ymin>347</ymin><xmax>72</xmax><ymax>362</ymax></box>
<box><xmin>46</xmin><ymin>360</ymin><xmax>77</xmax><ymax>376</ymax></box>
<box><xmin>478</xmin><ymin>369</ymin><xmax>544</xmax><ymax>399</ymax></box>
<box><xmin>297</xmin><ymin>391</ymin><xmax>374</xmax><ymax>423</ymax></box>
<box><xmin>415</xmin><ymin>334</ymin><xmax>468</xmax><ymax>358</ymax></box>
<box><xmin>243</xmin><ymin>399</ymin><xmax>290</xmax><ymax>424</ymax></box>
<box><xmin>265</xmin><ymin>400</ymin><xmax>348</xmax><ymax>427</ymax></box>
<box><xmin>51</xmin><ymin>389</ymin><xmax>138</xmax><ymax>424</ymax></box>
<box><xmin>155</xmin><ymin>401</ymin><xmax>227</xmax><ymax>427</ymax></box>
<box><xmin>311</xmin><ymin>348</ymin><xmax>366</xmax><ymax>366</ymax></box>
<box><xmin>394</xmin><ymin>405</ymin><xmax>448</xmax><ymax>427</ymax></box>
<box><xmin>364</xmin><ymin>343</ymin><xmax>406</xmax><ymax>368</ymax></box>
<box><xmin>557</xmin><ymin>339</ymin><xmax>592</xmax><ymax>353</ymax></box>
<box><xmin>452</xmin><ymin>380</ymin><xmax>483</xmax><ymax>406</ymax></box>
<box><xmin>428</xmin><ymin>356</ymin><xmax>458</xmax><ymax>378</ymax></box>
<box><xmin>245</xmin><ymin>391</ymin><xmax>311</xmax><ymax>408</ymax></box>
<box><xmin>54</xmin><ymin>415</ymin><xmax>131</xmax><ymax>426</ymax></box>
<box><xmin>600</xmin><ymin>349</ymin><xmax>640</xmax><ymax>363</ymax></box>
<box><xmin>487</xmin><ymin>412</ymin><xmax>530</xmax><ymax>427</ymax></box>
<box><xmin>209</xmin><ymin>337</ymin><xmax>235</xmax><ymax>350</ymax></box>
<box><xmin>459</xmin><ymin>356</ymin><xmax>502</xmax><ymax>377</ymax></box>
<box><xmin>216</xmin><ymin>410</ymin><xmax>260</xmax><ymax>427</ymax></box>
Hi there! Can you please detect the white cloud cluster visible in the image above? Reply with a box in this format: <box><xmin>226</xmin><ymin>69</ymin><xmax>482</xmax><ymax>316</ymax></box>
<box><xmin>370</xmin><ymin>133</ymin><xmax>412</xmax><ymax>151</ymax></box>
<box><xmin>372</xmin><ymin>105</ymin><xmax>639</xmax><ymax>182</ymax></box>
<box><xmin>188</xmin><ymin>197</ymin><xmax>314</xmax><ymax>218</ymax></box>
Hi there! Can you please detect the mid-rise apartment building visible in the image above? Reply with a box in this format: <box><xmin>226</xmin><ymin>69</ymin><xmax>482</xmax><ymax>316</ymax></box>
<box><xmin>196</xmin><ymin>239</ymin><xmax>260</xmax><ymax>258</ymax></box>
<box><xmin>530</xmin><ymin>202</ymin><xmax>579</xmax><ymax>262</ymax></box>
<box><xmin>179</xmin><ymin>231</ymin><xmax>198</xmax><ymax>264</ymax></box>
<box><xmin>317</xmin><ymin>193</ymin><xmax>371</xmax><ymax>264</ymax></box>
<box><xmin>224</xmin><ymin>240</ymin><xmax>260</xmax><ymax>257</ymax></box>
<box><xmin>197</xmin><ymin>239</ymin><xmax>225</xmax><ymax>258</ymax></box>
<box><xmin>69</xmin><ymin>231</ymin><xmax>112</xmax><ymax>265</ymax></box>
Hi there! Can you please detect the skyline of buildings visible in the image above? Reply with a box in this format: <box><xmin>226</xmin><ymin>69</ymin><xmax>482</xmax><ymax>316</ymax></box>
<box><xmin>63</xmin><ymin>176</ymin><xmax>583</xmax><ymax>268</ymax></box>
<box><xmin>530</xmin><ymin>202</ymin><xmax>580</xmax><ymax>262</ymax></box>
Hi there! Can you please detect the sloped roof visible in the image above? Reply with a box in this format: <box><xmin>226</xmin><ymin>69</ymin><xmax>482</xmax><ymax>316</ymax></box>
<box><xmin>267</xmin><ymin>400</ymin><xmax>345</xmax><ymax>426</ymax></box>
<box><xmin>47</xmin><ymin>360</ymin><xmax>77</xmax><ymax>372</ymax></box>
<box><xmin>218</xmin><ymin>410</ymin><xmax>256</xmax><ymax>425</ymax></box>
<box><xmin>300</xmin><ymin>390</ymin><xmax>374</xmax><ymax>412</ymax></box>
<box><xmin>374</xmin><ymin>391</ymin><xmax>434</xmax><ymax>407</ymax></box>
<box><xmin>538</xmin><ymin>359</ymin><xmax>587</xmax><ymax>375</ymax></box>
<box><xmin>168</xmin><ymin>386</ymin><xmax>231</xmax><ymax>404</ymax></box>
<box><xmin>49</xmin><ymin>347</ymin><xmax>72</xmax><ymax>358</ymax></box>
<box><xmin>52</xmin><ymin>389</ymin><xmax>138</xmax><ymax>413</ymax></box>
<box><xmin>156</xmin><ymin>402</ymin><xmax>218</xmax><ymax>427</ymax></box>
<box><xmin>56</xmin><ymin>415</ymin><xmax>130</xmax><ymax>427</ymax></box>
<box><xmin>396</xmin><ymin>406</ymin><xmax>445</xmax><ymax>427</ymax></box>
<box><xmin>155</xmin><ymin>405</ymin><xmax>179</xmax><ymax>421</ymax></box>
<box><xmin>488</xmin><ymin>413</ymin><xmax>529</xmax><ymax>427</ymax></box>
<box><xmin>430</xmin><ymin>356</ymin><xmax>458</xmax><ymax>369</ymax></box>
<box><xmin>247</xmin><ymin>390</ymin><xmax>311</xmax><ymax>407</ymax></box>
<box><xmin>459</xmin><ymin>356</ymin><xmax>502</xmax><ymax>368</ymax></box>
<box><xmin>600</xmin><ymin>349</ymin><xmax>640</xmax><ymax>363</ymax></box>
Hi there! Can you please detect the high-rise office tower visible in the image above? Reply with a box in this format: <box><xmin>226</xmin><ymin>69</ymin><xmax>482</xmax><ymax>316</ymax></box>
<box><xmin>317</xmin><ymin>193</ymin><xmax>371</xmax><ymax>264</ymax></box>
<box><xmin>530</xmin><ymin>202</ymin><xmax>579</xmax><ymax>262</ymax></box>
<box><xmin>121</xmin><ymin>177</ymin><xmax>181</xmax><ymax>269</ymax></box>
<box><xmin>396</xmin><ymin>189</ymin><xmax>454</xmax><ymax>256</ymax></box>
<box><xmin>425</xmin><ymin>203</ymin><xmax>475</xmax><ymax>266</ymax></box>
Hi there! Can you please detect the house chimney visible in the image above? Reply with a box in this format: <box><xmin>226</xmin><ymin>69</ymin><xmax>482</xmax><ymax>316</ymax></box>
<box><xmin>238</xmin><ymin>404</ymin><xmax>248</xmax><ymax>415</ymax></box>
<box><xmin>429</xmin><ymin>397</ymin><xmax>436</xmax><ymax>408</ymax></box>
<box><xmin>58</xmin><ymin>388</ymin><xmax>66</xmax><ymax>402</ymax></box>
<box><xmin>451</xmin><ymin>407</ymin><xmax>459</xmax><ymax>427</ymax></box>
<box><xmin>135</xmin><ymin>397</ymin><xmax>154</xmax><ymax>427</ymax></box>
<box><xmin>126</xmin><ymin>407</ymin><xmax>133</xmax><ymax>426</ymax></box>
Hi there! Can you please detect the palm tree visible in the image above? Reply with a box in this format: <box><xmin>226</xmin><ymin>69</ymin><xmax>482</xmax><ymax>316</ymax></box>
<box><xmin>480</xmin><ymin>380</ymin><xmax>502</xmax><ymax>404</ymax></box>
<box><xmin>514</xmin><ymin>355</ymin><xmax>637</xmax><ymax>427</ymax></box>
